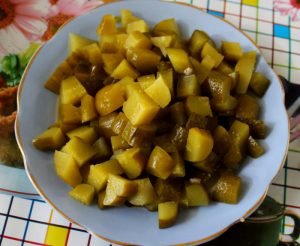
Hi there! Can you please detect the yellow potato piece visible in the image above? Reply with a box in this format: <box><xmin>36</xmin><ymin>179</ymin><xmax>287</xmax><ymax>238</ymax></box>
<box><xmin>60</xmin><ymin>76</ymin><xmax>87</xmax><ymax>105</ymax></box>
<box><xmin>54</xmin><ymin>150</ymin><xmax>82</xmax><ymax>187</ymax></box>
<box><xmin>121</xmin><ymin>9</ymin><xmax>140</xmax><ymax>28</ymax></box>
<box><xmin>144</xmin><ymin>75</ymin><xmax>171</xmax><ymax>108</ymax></box>
<box><xmin>158</xmin><ymin>201</ymin><xmax>179</xmax><ymax>229</ymax></box>
<box><xmin>87</xmin><ymin>159</ymin><xmax>123</xmax><ymax>192</ymax></box>
<box><xmin>107</xmin><ymin>174</ymin><xmax>138</xmax><ymax>197</ymax></box>
<box><xmin>66</xmin><ymin>126</ymin><xmax>97</xmax><ymax>144</ymax></box>
<box><xmin>61</xmin><ymin>137</ymin><xmax>97</xmax><ymax>167</ymax></box>
<box><xmin>97</xmin><ymin>190</ymin><xmax>106</xmax><ymax>209</ymax></box>
<box><xmin>153</xmin><ymin>18</ymin><xmax>180</xmax><ymax>36</ymax></box>
<box><xmin>33</xmin><ymin>127</ymin><xmax>66</xmax><ymax>150</ymax></box>
<box><xmin>123</xmin><ymin>85</ymin><xmax>160</xmax><ymax>126</ymax></box>
<box><xmin>126</xmin><ymin>19</ymin><xmax>149</xmax><ymax>33</ymax></box>
<box><xmin>125</xmin><ymin>31</ymin><xmax>152</xmax><ymax>49</ymax></box>
<box><xmin>69</xmin><ymin>184</ymin><xmax>95</xmax><ymax>205</ymax></box>
<box><xmin>184</xmin><ymin>128</ymin><xmax>214</xmax><ymax>162</ymax></box>
<box><xmin>147</xmin><ymin>146</ymin><xmax>175</xmax><ymax>179</ymax></box>
<box><xmin>116</xmin><ymin>147</ymin><xmax>146</xmax><ymax>179</ymax></box>
<box><xmin>128</xmin><ymin>178</ymin><xmax>156</xmax><ymax>206</ymax></box>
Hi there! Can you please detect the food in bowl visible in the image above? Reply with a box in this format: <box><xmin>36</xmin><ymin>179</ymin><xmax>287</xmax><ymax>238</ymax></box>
<box><xmin>32</xmin><ymin>9</ymin><xmax>270</xmax><ymax>229</ymax></box>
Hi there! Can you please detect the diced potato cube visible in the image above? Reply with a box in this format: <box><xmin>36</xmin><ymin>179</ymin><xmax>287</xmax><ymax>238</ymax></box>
<box><xmin>98</xmin><ymin>112</ymin><xmax>118</xmax><ymax>138</ymax></box>
<box><xmin>69</xmin><ymin>184</ymin><xmax>95</xmax><ymax>205</ymax></box>
<box><xmin>153</xmin><ymin>18</ymin><xmax>180</xmax><ymax>36</ymax></box>
<box><xmin>184</xmin><ymin>128</ymin><xmax>213</xmax><ymax>162</ymax></box>
<box><xmin>123</xmin><ymin>86</ymin><xmax>160</xmax><ymax>125</ymax></box>
<box><xmin>235</xmin><ymin>51</ymin><xmax>256</xmax><ymax>94</ymax></box>
<box><xmin>95</xmin><ymin>83</ymin><xmax>125</xmax><ymax>116</ymax></box>
<box><xmin>81</xmin><ymin>94</ymin><xmax>98</xmax><ymax>123</ymax></box>
<box><xmin>93</xmin><ymin>137</ymin><xmax>112</xmax><ymax>160</ymax></box>
<box><xmin>236</xmin><ymin>94</ymin><xmax>259</xmax><ymax>120</ymax></box>
<box><xmin>87</xmin><ymin>159</ymin><xmax>123</xmax><ymax>191</ymax></box>
<box><xmin>147</xmin><ymin>146</ymin><xmax>175</xmax><ymax>179</ymax></box>
<box><xmin>221</xmin><ymin>41</ymin><xmax>243</xmax><ymax>61</ymax></box>
<box><xmin>61</xmin><ymin>137</ymin><xmax>97</xmax><ymax>167</ymax></box>
<box><xmin>176</xmin><ymin>74</ymin><xmax>200</xmax><ymax>98</ymax></box>
<box><xmin>158</xmin><ymin>201</ymin><xmax>179</xmax><ymax>229</ymax></box>
<box><xmin>121</xmin><ymin>9</ymin><xmax>140</xmax><ymax>28</ymax></box>
<box><xmin>185</xmin><ymin>183</ymin><xmax>210</xmax><ymax>206</ymax></box>
<box><xmin>54</xmin><ymin>150</ymin><xmax>82</xmax><ymax>187</ymax></box>
<box><xmin>126</xmin><ymin>20</ymin><xmax>149</xmax><ymax>33</ymax></box>
<box><xmin>96</xmin><ymin>14</ymin><xmax>117</xmax><ymax>36</ymax></box>
<box><xmin>137</xmin><ymin>74</ymin><xmax>156</xmax><ymax>90</ymax></box>
<box><xmin>189</xmin><ymin>30</ymin><xmax>210</xmax><ymax>56</ymax></box>
<box><xmin>111</xmin><ymin>59</ymin><xmax>139</xmax><ymax>79</ymax></box>
<box><xmin>60</xmin><ymin>104</ymin><xmax>81</xmax><ymax>124</ymax></box>
<box><xmin>98</xmin><ymin>190</ymin><xmax>106</xmax><ymax>209</ymax></box>
<box><xmin>116</xmin><ymin>147</ymin><xmax>146</xmax><ymax>178</ymax></box>
<box><xmin>102</xmin><ymin>53</ymin><xmax>124</xmax><ymax>74</ymax></box>
<box><xmin>110</xmin><ymin>135</ymin><xmax>130</xmax><ymax>151</ymax></box>
<box><xmin>247</xmin><ymin>136</ymin><xmax>265</xmax><ymax>158</ymax></box>
<box><xmin>128</xmin><ymin>178</ymin><xmax>156</xmax><ymax>206</ymax></box>
<box><xmin>144</xmin><ymin>75</ymin><xmax>171</xmax><ymax>108</ymax></box>
<box><xmin>201</xmin><ymin>42</ymin><xmax>224</xmax><ymax>68</ymax></box>
<box><xmin>185</xmin><ymin>96</ymin><xmax>213</xmax><ymax>117</ymax></box>
<box><xmin>211</xmin><ymin>172</ymin><xmax>241</xmax><ymax>204</ymax></box>
<box><xmin>125</xmin><ymin>31</ymin><xmax>152</xmax><ymax>49</ymax></box>
<box><xmin>249</xmin><ymin>72</ymin><xmax>270</xmax><ymax>97</ymax></box>
<box><xmin>68</xmin><ymin>33</ymin><xmax>94</xmax><ymax>54</ymax></box>
<box><xmin>127</xmin><ymin>48</ymin><xmax>161</xmax><ymax>74</ymax></box>
<box><xmin>167</xmin><ymin>48</ymin><xmax>191</xmax><ymax>74</ymax></box>
<box><xmin>66</xmin><ymin>126</ymin><xmax>97</xmax><ymax>144</ymax></box>
<box><xmin>33</xmin><ymin>127</ymin><xmax>66</xmax><ymax>150</ymax></box>
<box><xmin>60</xmin><ymin>76</ymin><xmax>87</xmax><ymax>105</ymax></box>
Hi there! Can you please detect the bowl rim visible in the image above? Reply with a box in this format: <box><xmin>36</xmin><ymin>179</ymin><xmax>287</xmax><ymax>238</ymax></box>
<box><xmin>15</xmin><ymin>1</ymin><xmax>290</xmax><ymax>245</ymax></box>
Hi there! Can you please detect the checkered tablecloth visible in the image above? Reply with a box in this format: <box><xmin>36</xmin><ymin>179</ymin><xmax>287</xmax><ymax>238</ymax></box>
<box><xmin>0</xmin><ymin>0</ymin><xmax>299</xmax><ymax>245</ymax></box>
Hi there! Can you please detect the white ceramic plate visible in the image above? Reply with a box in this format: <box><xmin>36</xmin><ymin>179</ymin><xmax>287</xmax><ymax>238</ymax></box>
<box><xmin>16</xmin><ymin>1</ymin><xmax>289</xmax><ymax>245</ymax></box>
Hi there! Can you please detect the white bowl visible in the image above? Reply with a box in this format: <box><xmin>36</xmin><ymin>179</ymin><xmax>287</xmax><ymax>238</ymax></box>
<box><xmin>16</xmin><ymin>1</ymin><xmax>289</xmax><ymax>245</ymax></box>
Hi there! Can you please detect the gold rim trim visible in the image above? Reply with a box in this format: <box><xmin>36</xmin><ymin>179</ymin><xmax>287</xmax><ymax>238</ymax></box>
<box><xmin>15</xmin><ymin>1</ymin><xmax>290</xmax><ymax>245</ymax></box>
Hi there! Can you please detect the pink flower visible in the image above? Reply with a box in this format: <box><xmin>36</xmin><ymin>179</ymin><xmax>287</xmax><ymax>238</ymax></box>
<box><xmin>274</xmin><ymin>0</ymin><xmax>300</xmax><ymax>21</ymax></box>
<box><xmin>42</xmin><ymin>0</ymin><xmax>103</xmax><ymax>40</ymax></box>
<box><xmin>0</xmin><ymin>0</ymin><xmax>50</xmax><ymax>58</ymax></box>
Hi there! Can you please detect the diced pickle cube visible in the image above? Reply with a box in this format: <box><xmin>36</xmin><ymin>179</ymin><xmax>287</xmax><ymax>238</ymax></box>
<box><xmin>102</xmin><ymin>53</ymin><xmax>124</xmax><ymax>74</ymax></box>
<box><xmin>176</xmin><ymin>74</ymin><xmax>200</xmax><ymax>98</ymax></box>
<box><xmin>147</xmin><ymin>146</ymin><xmax>175</xmax><ymax>179</ymax></box>
<box><xmin>247</xmin><ymin>136</ymin><xmax>265</xmax><ymax>158</ymax></box>
<box><xmin>98</xmin><ymin>113</ymin><xmax>118</xmax><ymax>139</ymax></box>
<box><xmin>166</xmin><ymin>48</ymin><xmax>191</xmax><ymax>74</ymax></box>
<box><xmin>236</xmin><ymin>94</ymin><xmax>259</xmax><ymax>120</ymax></box>
<box><xmin>60</xmin><ymin>76</ymin><xmax>87</xmax><ymax>105</ymax></box>
<box><xmin>184</xmin><ymin>128</ymin><xmax>214</xmax><ymax>162</ymax></box>
<box><xmin>66</xmin><ymin>126</ymin><xmax>97</xmax><ymax>144</ymax></box>
<box><xmin>111</xmin><ymin>59</ymin><xmax>139</xmax><ymax>79</ymax></box>
<box><xmin>123</xmin><ymin>85</ymin><xmax>160</xmax><ymax>126</ymax></box>
<box><xmin>213</xmin><ymin>125</ymin><xmax>230</xmax><ymax>155</ymax></box>
<box><xmin>54</xmin><ymin>150</ymin><xmax>82</xmax><ymax>187</ymax></box>
<box><xmin>125</xmin><ymin>31</ymin><xmax>152</xmax><ymax>49</ymax></box>
<box><xmin>33</xmin><ymin>127</ymin><xmax>66</xmax><ymax>150</ymax></box>
<box><xmin>81</xmin><ymin>94</ymin><xmax>98</xmax><ymax>123</ymax></box>
<box><xmin>87</xmin><ymin>159</ymin><xmax>123</xmax><ymax>191</ymax></box>
<box><xmin>61</xmin><ymin>137</ymin><xmax>97</xmax><ymax>167</ymax></box>
<box><xmin>170</xmin><ymin>150</ymin><xmax>186</xmax><ymax>177</ymax></box>
<box><xmin>128</xmin><ymin>178</ymin><xmax>157</xmax><ymax>206</ymax></box>
<box><xmin>221</xmin><ymin>41</ymin><xmax>243</xmax><ymax>61</ymax></box>
<box><xmin>153</xmin><ymin>18</ymin><xmax>180</xmax><ymax>36</ymax></box>
<box><xmin>93</xmin><ymin>137</ymin><xmax>112</xmax><ymax>160</ymax></box>
<box><xmin>185</xmin><ymin>183</ymin><xmax>210</xmax><ymax>206</ymax></box>
<box><xmin>116</xmin><ymin>147</ymin><xmax>146</xmax><ymax>178</ymax></box>
<box><xmin>201</xmin><ymin>42</ymin><xmax>224</xmax><ymax>68</ymax></box>
<box><xmin>185</xmin><ymin>96</ymin><xmax>213</xmax><ymax>117</ymax></box>
<box><xmin>110</xmin><ymin>136</ymin><xmax>131</xmax><ymax>151</ymax></box>
<box><xmin>69</xmin><ymin>184</ymin><xmax>95</xmax><ymax>205</ymax></box>
<box><xmin>68</xmin><ymin>33</ymin><xmax>94</xmax><ymax>54</ymax></box>
<box><xmin>189</xmin><ymin>30</ymin><xmax>210</xmax><ymax>56</ymax></box>
<box><xmin>126</xmin><ymin>19</ymin><xmax>149</xmax><ymax>33</ymax></box>
<box><xmin>60</xmin><ymin>104</ymin><xmax>81</xmax><ymax>124</ymax></box>
<box><xmin>170</xmin><ymin>102</ymin><xmax>187</xmax><ymax>126</ymax></box>
<box><xmin>96</xmin><ymin>14</ymin><xmax>117</xmax><ymax>36</ymax></box>
<box><xmin>249</xmin><ymin>72</ymin><xmax>270</xmax><ymax>97</ymax></box>
<box><xmin>158</xmin><ymin>201</ymin><xmax>179</xmax><ymax>229</ymax></box>
<box><xmin>211</xmin><ymin>171</ymin><xmax>241</xmax><ymax>204</ymax></box>
<box><xmin>145</xmin><ymin>75</ymin><xmax>171</xmax><ymax>108</ymax></box>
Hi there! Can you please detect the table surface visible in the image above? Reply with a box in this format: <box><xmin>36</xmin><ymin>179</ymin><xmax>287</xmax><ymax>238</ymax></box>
<box><xmin>0</xmin><ymin>0</ymin><xmax>299</xmax><ymax>245</ymax></box>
